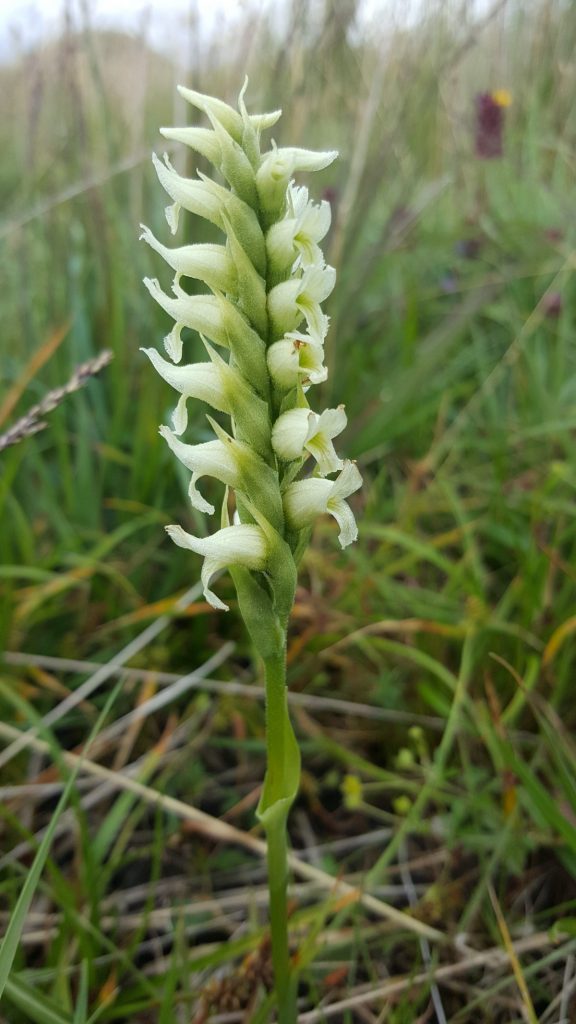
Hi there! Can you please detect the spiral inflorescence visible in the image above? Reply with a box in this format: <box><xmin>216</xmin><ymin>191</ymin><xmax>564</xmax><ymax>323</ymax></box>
<box><xmin>142</xmin><ymin>82</ymin><xmax>361</xmax><ymax>619</ymax></box>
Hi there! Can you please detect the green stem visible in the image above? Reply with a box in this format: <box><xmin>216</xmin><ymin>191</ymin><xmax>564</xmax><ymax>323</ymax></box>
<box><xmin>264</xmin><ymin>652</ymin><xmax>297</xmax><ymax>1024</ymax></box>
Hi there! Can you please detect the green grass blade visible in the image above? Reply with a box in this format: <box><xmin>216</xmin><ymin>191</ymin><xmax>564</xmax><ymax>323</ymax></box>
<box><xmin>0</xmin><ymin>681</ymin><xmax>123</xmax><ymax>999</ymax></box>
<box><xmin>2</xmin><ymin>975</ymin><xmax>74</xmax><ymax>1024</ymax></box>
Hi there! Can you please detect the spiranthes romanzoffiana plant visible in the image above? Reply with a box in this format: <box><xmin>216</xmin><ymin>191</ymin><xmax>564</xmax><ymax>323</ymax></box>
<box><xmin>141</xmin><ymin>81</ymin><xmax>362</xmax><ymax>1022</ymax></box>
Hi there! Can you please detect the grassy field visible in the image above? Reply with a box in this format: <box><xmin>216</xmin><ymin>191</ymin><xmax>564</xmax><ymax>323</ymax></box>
<box><xmin>1</xmin><ymin>0</ymin><xmax>576</xmax><ymax>1020</ymax></box>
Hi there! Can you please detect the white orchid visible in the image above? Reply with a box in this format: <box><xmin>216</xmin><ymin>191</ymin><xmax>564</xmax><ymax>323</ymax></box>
<box><xmin>141</xmin><ymin>346</ymin><xmax>232</xmax><ymax>433</ymax></box>
<box><xmin>272</xmin><ymin>406</ymin><xmax>346</xmax><ymax>476</ymax></box>
<box><xmin>160</xmin><ymin>421</ymin><xmax>276</xmax><ymax>517</ymax></box>
<box><xmin>165</xmin><ymin>524</ymin><xmax>268</xmax><ymax>611</ymax></box>
<box><xmin>142</xmin><ymin>84</ymin><xmax>362</xmax><ymax>1015</ymax></box>
<box><xmin>283</xmin><ymin>461</ymin><xmax>362</xmax><ymax>548</ymax></box>
<box><xmin>267</xmin><ymin>331</ymin><xmax>327</xmax><ymax>389</ymax></box>
<box><xmin>160</xmin><ymin>425</ymin><xmax>247</xmax><ymax>514</ymax></box>
<box><xmin>143</xmin><ymin>277</ymin><xmax>228</xmax><ymax>360</ymax></box>
<box><xmin>266</xmin><ymin>184</ymin><xmax>331</xmax><ymax>273</ymax></box>
<box><xmin>140</xmin><ymin>226</ymin><xmax>235</xmax><ymax>294</ymax></box>
<box><xmin>267</xmin><ymin>262</ymin><xmax>336</xmax><ymax>342</ymax></box>
<box><xmin>256</xmin><ymin>145</ymin><xmax>337</xmax><ymax>224</ymax></box>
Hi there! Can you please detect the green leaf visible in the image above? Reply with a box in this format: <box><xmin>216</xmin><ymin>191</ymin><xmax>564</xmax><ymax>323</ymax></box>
<box><xmin>257</xmin><ymin>695</ymin><xmax>301</xmax><ymax>828</ymax></box>
<box><xmin>3</xmin><ymin>975</ymin><xmax>74</xmax><ymax>1024</ymax></box>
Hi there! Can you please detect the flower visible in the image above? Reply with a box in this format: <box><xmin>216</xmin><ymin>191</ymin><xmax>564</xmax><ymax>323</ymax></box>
<box><xmin>152</xmin><ymin>152</ymin><xmax>265</xmax><ymax>273</ymax></box>
<box><xmin>266</xmin><ymin>183</ymin><xmax>331</xmax><ymax>274</ymax></box>
<box><xmin>140</xmin><ymin>225</ymin><xmax>235</xmax><ymax>295</ymax></box>
<box><xmin>143</xmin><ymin>277</ymin><xmax>229</xmax><ymax>360</ymax></box>
<box><xmin>256</xmin><ymin>146</ymin><xmax>338</xmax><ymax>223</ymax></box>
<box><xmin>140</xmin><ymin>346</ymin><xmax>233</xmax><ymax>432</ymax></box>
<box><xmin>165</xmin><ymin>523</ymin><xmax>268</xmax><ymax>611</ymax></box>
<box><xmin>283</xmin><ymin>461</ymin><xmax>362</xmax><ymax>547</ymax></box>
<box><xmin>267</xmin><ymin>332</ymin><xmax>328</xmax><ymax>389</ymax></box>
<box><xmin>268</xmin><ymin>263</ymin><xmax>336</xmax><ymax>342</ymax></box>
<box><xmin>160</xmin><ymin>424</ymin><xmax>249</xmax><ymax>514</ymax></box>
<box><xmin>160</xmin><ymin>421</ymin><xmax>279</xmax><ymax>519</ymax></box>
<box><xmin>474</xmin><ymin>91</ymin><xmax>511</xmax><ymax>159</ymax></box>
<box><xmin>272</xmin><ymin>406</ymin><xmax>346</xmax><ymax>476</ymax></box>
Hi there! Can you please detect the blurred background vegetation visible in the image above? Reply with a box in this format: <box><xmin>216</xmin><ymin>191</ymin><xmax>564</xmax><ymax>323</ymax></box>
<box><xmin>1</xmin><ymin>0</ymin><xmax>576</xmax><ymax>1020</ymax></box>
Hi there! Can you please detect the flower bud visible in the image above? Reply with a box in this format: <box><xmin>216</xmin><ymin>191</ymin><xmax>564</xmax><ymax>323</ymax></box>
<box><xmin>177</xmin><ymin>84</ymin><xmax>281</xmax><ymax>143</ymax></box>
<box><xmin>159</xmin><ymin>125</ymin><xmax>221</xmax><ymax>166</ymax></box>
<box><xmin>206</xmin><ymin>111</ymin><xmax>258</xmax><ymax>208</ymax></box>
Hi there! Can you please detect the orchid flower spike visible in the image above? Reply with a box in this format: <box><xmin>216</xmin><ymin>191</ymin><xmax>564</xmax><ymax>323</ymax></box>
<box><xmin>142</xmin><ymin>82</ymin><xmax>362</xmax><ymax>612</ymax></box>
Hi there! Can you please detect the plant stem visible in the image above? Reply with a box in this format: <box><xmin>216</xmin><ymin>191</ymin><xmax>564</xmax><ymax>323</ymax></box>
<box><xmin>264</xmin><ymin>652</ymin><xmax>297</xmax><ymax>1024</ymax></box>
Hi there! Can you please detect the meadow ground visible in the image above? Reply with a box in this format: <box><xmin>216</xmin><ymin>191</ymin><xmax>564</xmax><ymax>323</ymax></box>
<box><xmin>1</xmin><ymin>0</ymin><xmax>576</xmax><ymax>1020</ymax></box>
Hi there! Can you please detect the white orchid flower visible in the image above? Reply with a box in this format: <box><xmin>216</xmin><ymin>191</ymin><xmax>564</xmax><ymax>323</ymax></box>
<box><xmin>140</xmin><ymin>226</ymin><xmax>235</xmax><ymax>295</ymax></box>
<box><xmin>159</xmin><ymin>425</ymin><xmax>244</xmax><ymax>514</ymax></box>
<box><xmin>283</xmin><ymin>461</ymin><xmax>362</xmax><ymax>548</ymax></box>
<box><xmin>267</xmin><ymin>332</ymin><xmax>328</xmax><ymax>389</ymax></box>
<box><xmin>272</xmin><ymin>406</ymin><xmax>346</xmax><ymax>476</ymax></box>
<box><xmin>256</xmin><ymin>145</ymin><xmax>337</xmax><ymax>225</ymax></box>
<box><xmin>266</xmin><ymin>184</ymin><xmax>331</xmax><ymax>272</ymax></box>
<box><xmin>160</xmin><ymin>422</ymin><xmax>271</xmax><ymax>516</ymax></box>
<box><xmin>257</xmin><ymin>147</ymin><xmax>338</xmax><ymax>188</ymax></box>
<box><xmin>140</xmin><ymin>347</ymin><xmax>232</xmax><ymax>433</ymax></box>
<box><xmin>144</xmin><ymin>274</ymin><xmax>262</xmax><ymax>368</ymax></box>
<box><xmin>142</xmin><ymin>86</ymin><xmax>361</xmax><ymax>1016</ymax></box>
<box><xmin>165</xmin><ymin>523</ymin><xmax>268</xmax><ymax>611</ymax></box>
<box><xmin>152</xmin><ymin>152</ymin><xmax>226</xmax><ymax>234</ymax></box>
<box><xmin>144</xmin><ymin>276</ymin><xmax>231</xmax><ymax>361</ymax></box>
<box><xmin>267</xmin><ymin>263</ymin><xmax>336</xmax><ymax>341</ymax></box>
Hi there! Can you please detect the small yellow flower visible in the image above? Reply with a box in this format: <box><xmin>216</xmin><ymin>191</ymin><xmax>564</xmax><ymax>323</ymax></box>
<box><xmin>393</xmin><ymin>795</ymin><xmax>412</xmax><ymax>817</ymax></box>
<box><xmin>491</xmin><ymin>89</ymin><xmax>512</xmax><ymax>108</ymax></box>
<box><xmin>342</xmin><ymin>774</ymin><xmax>363</xmax><ymax>810</ymax></box>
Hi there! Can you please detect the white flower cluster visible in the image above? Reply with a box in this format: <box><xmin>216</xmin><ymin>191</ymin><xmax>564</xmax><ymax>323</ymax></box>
<box><xmin>142</xmin><ymin>83</ymin><xmax>361</xmax><ymax>612</ymax></box>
